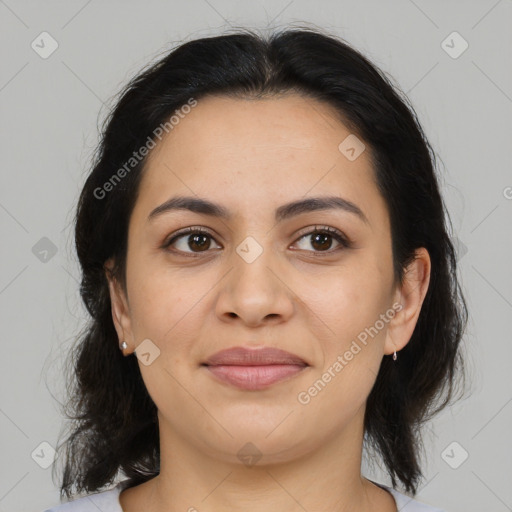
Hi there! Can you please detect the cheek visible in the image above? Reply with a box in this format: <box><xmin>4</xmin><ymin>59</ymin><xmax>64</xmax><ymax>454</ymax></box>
<box><xmin>127</xmin><ymin>264</ymin><xmax>214</xmax><ymax>348</ymax></box>
<box><xmin>128</xmin><ymin>279</ymin><xmax>172</xmax><ymax>337</ymax></box>
<box><xmin>310</xmin><ymin>263</ymin><xmax>391</xmax><ymax>355</ymax></box>
<box><xmin>305</xmin><ymin>279</ymin><xmax>390</xmax><ymax>417</ymax></box>
<box><xmin>311</xmin><ymin>260</ymin><xmax>379</xmax><ymax>314</ymax></box>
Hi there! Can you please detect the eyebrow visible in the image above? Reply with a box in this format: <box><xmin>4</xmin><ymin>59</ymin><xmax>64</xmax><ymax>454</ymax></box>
<box><xmin>147</xmin><ymin>195</ymin><xmax>369</xmax><ymax>225</ymax></box>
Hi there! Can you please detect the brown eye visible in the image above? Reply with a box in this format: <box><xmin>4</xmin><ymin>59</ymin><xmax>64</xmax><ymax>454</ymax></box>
<box><xmin>293</xmin><ymin>226</ymin><xmax>350</xmax><ymax>253</ymax></box>
<box><xmin>163</xmin><ymin>228</ymin><xmax>221</xmax><ymax>254</ymax></box>
<box><xmin>184</xmin><ymin>233</ymin><xmax>211</xmax><ymax>252</ymax></box>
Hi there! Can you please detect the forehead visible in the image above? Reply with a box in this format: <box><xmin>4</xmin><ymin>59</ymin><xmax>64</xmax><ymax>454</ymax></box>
<box><xmin>134</xmin><ymin>93</ymin><xmax>386</xmax><ymax>228</ymax></box>
<box><xmin>151</xmin><ymin>93</ymin><xmax>352</xmax><ymax>155</ymax></box>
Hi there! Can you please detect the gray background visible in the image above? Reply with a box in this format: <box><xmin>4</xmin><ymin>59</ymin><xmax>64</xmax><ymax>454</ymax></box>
<box><xmin>1</xmin><ymin>1</ymin><xmax>511</xmax><ymax>511</ymax></box>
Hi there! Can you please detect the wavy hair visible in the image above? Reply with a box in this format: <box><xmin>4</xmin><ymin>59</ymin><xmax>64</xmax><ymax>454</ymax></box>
<box><xmin>52</xmin><ymin>26</ymin><xmax>469</xmax><ymax>499</ymax></box>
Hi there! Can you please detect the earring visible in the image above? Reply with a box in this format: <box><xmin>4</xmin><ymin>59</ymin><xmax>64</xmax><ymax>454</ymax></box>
<box><xmin>393</xmin><ymin>350</ymin><xmax>397</xmax><ymax>361</ymax></box>
<box><xmin>120</xmin><ymin>341</ymin><xmax>128</xmax><ymax>350</ymax></box>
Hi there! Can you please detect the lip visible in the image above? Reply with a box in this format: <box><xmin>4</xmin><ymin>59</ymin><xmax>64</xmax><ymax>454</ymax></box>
<box><xmin>203</xmin><ymin>346</ymin><xmax>308</xmax><ymax>366</ymax></box>
<box><xmin>202</xmin><ymin>346</ymin><xmax>309</xmax><ymax>391</ymax></box>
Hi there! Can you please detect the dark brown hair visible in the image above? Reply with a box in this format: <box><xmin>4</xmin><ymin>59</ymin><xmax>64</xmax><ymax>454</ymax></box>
<box><xmin>52</xmin><ymin>26</ymin><xmax>469</xmax><ymax>500</ymax></box>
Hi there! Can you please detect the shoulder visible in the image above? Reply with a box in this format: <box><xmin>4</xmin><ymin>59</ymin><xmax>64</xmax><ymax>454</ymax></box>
<box><xmin>42</xmin><ymin>481</ymin><xmax>128</xmax><ymax>512</ymax></box>
<box><xmin>371</xmin><ymin>480</ymin><xmax>447</xmax><ymax>512</ymax></box>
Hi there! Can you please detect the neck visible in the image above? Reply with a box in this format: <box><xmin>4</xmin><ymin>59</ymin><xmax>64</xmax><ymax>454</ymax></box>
<box><xmin>135</xmin><ymin>406</ymin><xmax>393</xmax><ymax>512</ymax></box>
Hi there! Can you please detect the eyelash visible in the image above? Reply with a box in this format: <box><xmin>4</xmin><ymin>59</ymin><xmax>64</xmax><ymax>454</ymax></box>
<box><xmin>161</xmin><ymin>225</ymin><xmax>352</xmax><ymax>257</ymax></box>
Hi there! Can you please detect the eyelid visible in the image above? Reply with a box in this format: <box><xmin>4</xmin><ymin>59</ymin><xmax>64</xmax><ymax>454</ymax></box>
<box><xmin>293</xmin><ymin>225</ymin><xmax>351</xmax><ymax>245</ymax></box>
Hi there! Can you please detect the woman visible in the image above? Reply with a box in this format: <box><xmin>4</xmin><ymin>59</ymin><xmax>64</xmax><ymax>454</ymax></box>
<box><xmin>44</xmin><ymin>26</ymin><xmax>467</xmax><ymax>512</ymax></box>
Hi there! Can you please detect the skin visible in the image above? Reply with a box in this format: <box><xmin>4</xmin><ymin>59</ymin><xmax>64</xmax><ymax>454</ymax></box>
<box><xmin>105</xmin><ymin>93</ymin><xmax>431</xmax><ymax>512</ymax></box>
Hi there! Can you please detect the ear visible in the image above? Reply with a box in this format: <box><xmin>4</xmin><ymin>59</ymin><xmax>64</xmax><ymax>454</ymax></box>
<box><xmin>385</xmin><ymin>247</ymin><xmax>431</xmax><ymax>356</ymax></box>
<box><xmin>104</xmin><ymin>258</ymin><xmax>135</xmax><ymax>355</ymax></box>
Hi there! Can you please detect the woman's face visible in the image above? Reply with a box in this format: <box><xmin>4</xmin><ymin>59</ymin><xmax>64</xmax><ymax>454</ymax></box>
<box><xmin>107</xmin><ymin>93</ymin><xmax>424</xmax><ymax>465</ymax></box>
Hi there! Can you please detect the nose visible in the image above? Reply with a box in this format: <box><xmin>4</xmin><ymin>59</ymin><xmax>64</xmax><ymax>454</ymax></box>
<box><xmin>214</xmin><ymin>241</ymin><xmax>295</xmax><ymax>328</ymax></box>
